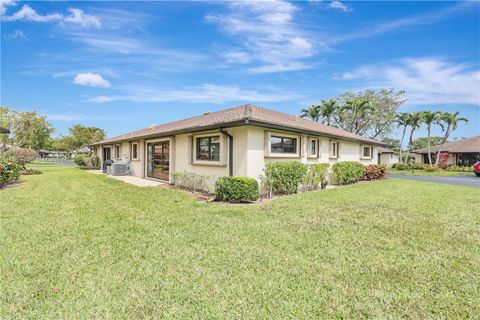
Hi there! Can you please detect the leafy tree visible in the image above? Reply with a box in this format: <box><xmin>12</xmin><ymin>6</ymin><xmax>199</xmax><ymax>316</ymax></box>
<box><xmin>411</xmin><ymin>136</ymin><xmax>444</xmax><ymax>151</ymax></box>
<box><xmin>9</xmin><ymin>110</ymin><xmax>54</xmax><ymax>150</ymax></box>
<box><xmin>300</xmin><ymin>105</ymin><xmax>322</xmax><ymax>122</ymax></box>
<box><xmin>319</xmin><ymin>99</ymin><xmax>337</xmax><ymax>126</ymax></box>
<box><xmin>434</xmin><ymin>112</ymin><xmax>468</xmax><ymax>166</ymax></box>
<box><xmin>404</xmin><ymin>112</ymin><xmax>424</xmax><ymax>164</ymax></box>
<box><xmin>421</xmin><ymin>111</ymin><xmax>442</xmax><ymax>165</ymax></box>
<box><xmin>335</xmin><ymin>89</ymin><xmax>405</xmax><ymax>139</ymax></box>
<box><xmin>0</xmin><ymin>106</ymin><xmax>14</xmax><ymax>150</ymax></box>
<box><xmin>335</xmin><ymin>98</ymin><xmax>374</xmax><ymax>135</ymax></box>
<box><xmin>381</xmin><ymin>137</ymin><xmax>401</xmax><ymax>152</ymax></box>
<box><xmin>59</xmin><ymin>124</ymin><xmax>106</xmax><ymax>150</ymax></box>
<box><xmin>393</xmin><ymin>112</ymin><xmax>410</xmax><ymax>162</ymax></box>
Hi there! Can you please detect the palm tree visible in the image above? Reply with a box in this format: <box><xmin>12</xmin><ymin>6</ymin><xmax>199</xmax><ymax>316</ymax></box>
<box><xmin>319</xmin><ymin>99</ymin><xmax>337</xmax><ymax>126</ymax></box>
<box><xmin>434</xmin><ymin>112</ymin><xmax>468</xmax><ymax>166</ymax></box>
<box><xmin>340</xmin><ymin>98</ymin><xmax>373</xmax><ymax>134</ymax></box>
<box><xmin>393</xmin><ymin>112</ymin><xmax>410</xmax><ymax>164</ymax></box>
<box><xmin>404</xmin><ymin>112</ymin><xmax>423</xmax><ymax>164</ymax></box>
<box><xmin>422</xmin><ymin>110</ymin><xmax>441</xmax><ymax>165</ymax></box>
<box><xmin>300</xmin><ymin>105</ymin><xmax>322</xmax><ymax>122</ymax></box>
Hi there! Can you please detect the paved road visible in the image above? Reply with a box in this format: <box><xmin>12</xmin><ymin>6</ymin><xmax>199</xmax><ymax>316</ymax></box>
<box><xmin>387</xmin><ymin>174</ymin><xmax>480</xmax><ymax>187</ymax></box>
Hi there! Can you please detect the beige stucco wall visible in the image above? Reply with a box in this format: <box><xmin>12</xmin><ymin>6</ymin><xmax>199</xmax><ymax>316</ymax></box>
<box><xmin>379</xmin><ymin>153</ymin><xmax>399</xmax><ymax>167</ymax></box>
<box><xmin>97</xmin><ymin>125</ymin><xmax>379</xmax><ymax>187</ymax></box>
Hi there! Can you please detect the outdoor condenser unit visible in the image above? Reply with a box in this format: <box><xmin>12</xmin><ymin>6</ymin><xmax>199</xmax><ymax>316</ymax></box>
<box><xmin>111</xmin><ymin>163</ymin><xmax>129</xmax><ymax>176</ymax></box>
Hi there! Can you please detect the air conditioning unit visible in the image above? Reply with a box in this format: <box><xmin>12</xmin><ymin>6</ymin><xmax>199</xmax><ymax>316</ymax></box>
<box><xmin>111</xmin><ymin>163</ymin><xmax>129</xmax><ymax>176</ymax></box>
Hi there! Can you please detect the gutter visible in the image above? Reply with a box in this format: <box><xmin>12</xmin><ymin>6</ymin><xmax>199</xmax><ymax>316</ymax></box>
<box><xmin>220</xmin><ymin>128</ymin><xmax>233</xmax><ymax>176</ymax></box>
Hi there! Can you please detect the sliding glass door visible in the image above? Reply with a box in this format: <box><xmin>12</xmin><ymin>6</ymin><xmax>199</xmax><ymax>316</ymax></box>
<box><xmin>147</xmin><ymin>141</ymin><xmax>170</xmax><ymax>180</ymax></box>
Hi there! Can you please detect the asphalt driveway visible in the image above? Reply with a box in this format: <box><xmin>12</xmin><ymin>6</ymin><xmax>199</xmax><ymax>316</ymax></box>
<box><xmin>387</xmin><ymin>174</ymin><xmax>480</xmax><ymax>187</ymax></box>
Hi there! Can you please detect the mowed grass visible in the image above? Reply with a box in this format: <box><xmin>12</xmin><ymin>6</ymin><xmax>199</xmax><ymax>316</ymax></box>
<box><xmin>1</xmin><ymin>168</ymin><xmax>479</xmax><ymax>319</ymax></box>
<box><xmin>389</xmin><ymin>168</ymin><xmax>474</xmax><ymax>176</ymax></box>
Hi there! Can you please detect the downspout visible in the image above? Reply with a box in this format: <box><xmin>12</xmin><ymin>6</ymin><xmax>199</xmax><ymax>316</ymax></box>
<box><xmin>220</xmin><ymin>128</ymin><xmax>233</xmax><ymax>176</ymax></box>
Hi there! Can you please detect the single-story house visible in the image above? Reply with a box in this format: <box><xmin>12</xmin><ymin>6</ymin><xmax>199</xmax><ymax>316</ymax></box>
<box><xmin>92</xmin><ymin>105</ymin><xmax>385</xmax><ymax>186</ymax></box>
<box><xmin>413</xmin><ymin>136</ymin><xmax>480</xmax><ymax>166</ymax></box>
<box><xmin>377</xmin><ymin>147</ymin><xmax>399</xmax><ymax>167</ymax></box>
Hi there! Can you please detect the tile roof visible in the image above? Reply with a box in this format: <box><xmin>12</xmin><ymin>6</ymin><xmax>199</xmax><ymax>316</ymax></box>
<box><xmin>413</xmin><ymin>136</ymin><xmax>480</xmax><ymax>154</ymax></box>
<box><xmin>92</xmin><ymin>104</ymin><xmax>385</xmax><ymax>146</ymax></box>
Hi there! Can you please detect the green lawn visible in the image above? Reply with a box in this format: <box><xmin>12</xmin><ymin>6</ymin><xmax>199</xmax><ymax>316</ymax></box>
<box><xmin>1</xmin><ymin>168</ymin><xmax>478</xmax><ymax>318</ymax></box>
<box><xmin>389</xmin><ymin>168</ymin><xmax>474</xmax><ymax>176</ymax></box>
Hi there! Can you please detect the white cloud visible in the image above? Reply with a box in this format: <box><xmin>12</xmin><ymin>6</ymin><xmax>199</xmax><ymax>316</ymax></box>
<box><xmin>2</xmin><ymin>4</ymin><xmax>100</xmax><ymax>28</ymax></box>
<box><xmin>329</xmin><ymin>1</ymin><xmax>352</xmax><ymax>12</ymax></box>
<box><xmin>336</xmin><ymin>58</ymin><xmax>480</xmax><ymax>105</ymax></box>
<box><xmin>249</xmin><ymin>62</ymin><xmax>310</xmax><ymax>74</ymax></box>
<box><xmin>0</xmin><ymin>0</ymin><xmax>17</xmax><ymax>15</ymax></box>
<box><xmin>207</xmin><ymin>0</ymin><xmax>317</xmax><ymax>72</ymax></box>
<box><xmin>4</xmin><ymin>29</ymin><xmax>28</xmax><ymax>41</ymax></box>
<box><xmin>73</xmin><ymin>73</ymin><xmax>111</xmax><ymax>88</ymax></box>
<box><xmin>86</xmin><ymin>84</ymin><xmax>301</xmax><ymax>104</ymax></box>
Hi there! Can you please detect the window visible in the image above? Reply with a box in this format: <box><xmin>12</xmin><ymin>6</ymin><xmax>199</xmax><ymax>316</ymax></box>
<box><xmin>196</xmin><ymin>136</ymin><xmax>220</xmax><ymax>161</ymax></box>
<box><xmin>131</xmin><ymin>143</ymin><xmax>138</xmax><ymax>160</ymax></box>
<box><xmin>330</xmin><ymin>141</ymin><xmax>339</xmax><ymax>159</ymax></box>
<box><xmin>311</xmin><ymin>140</ymin><xmax>317</xmax><ymax>156</ymax></box>
<box><xmin>271</xmin><ymin>136</ymin><xmax>297</xmax><ymax>154</ymax></box>
<box><xmin>362</xmin><ymin>145</ymin><xmax>372</xmax><ymax>159</ymax></box>
<box><xmin>115</xmin><ymin>145</ymin><xmax>120</xmax><ymax>159</ymax></box>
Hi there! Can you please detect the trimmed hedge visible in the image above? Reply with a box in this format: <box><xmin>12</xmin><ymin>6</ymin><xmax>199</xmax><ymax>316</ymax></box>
<box><xmin>215</xmin><ymin>176</ymin><xmax>259</xmax><ymax>203</ymax></box>
<box><xmin>74</xmin><ymin>154</ymin><xmax>100</xmax><ymax>169</ymax></box>
<box><xmin>172</xmin><ymin>171</ymin><xmax>210</xmax><ymax>193</ymax></box>
<box><xmin>332</xmin><ymin>161</ymin><xmax>364</xmax><ymax>185</ymax></box>
<box><xmin>364</xmin><ymin>164</ymin><xmax>387</xmax><ymax>180</ymax></box>
<box><xmin>3</xmin><ymin>148</ymin><xmax>37</xmax><ymax>165</ymax></box>
<box><xmin>0</xmin><ymin>156</ymin><xmax>22</xmax><ymax>188</ymax></box>
<box><xmin>265</xmin><ymin>161</ymin><xmax>308</xmax><ymax>194</ymax></box>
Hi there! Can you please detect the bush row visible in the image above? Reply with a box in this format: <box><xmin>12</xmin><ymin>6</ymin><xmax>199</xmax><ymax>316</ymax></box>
<box><xmin>171</xmin><ymin>171</ymin><xmax>210</xmax><ymax>193</ymax></box>
<box><xmin>393</xmin><ymin>163</ymin><xmax>473</xmax><ymax>172</ymax></box>
<box><xmin>0</xmin><ymin>156</ymin><xmax>22</xmax><ymax>188</ymax></box>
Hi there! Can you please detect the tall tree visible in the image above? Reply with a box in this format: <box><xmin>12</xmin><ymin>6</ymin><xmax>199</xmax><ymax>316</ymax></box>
<box><xmin>300</xmin><ymin>105</ymin><xmax>322</xmax><ymax>122</ymax></box>
<box><xmin>411</xmin><ymin>136</ymin><xmax>444</xmax><ymax>151</ymax></box>
<box><xmin>434</xmin><ymin>112</ymin><xmax>468</xmax><ymax>166</ymax></box>
<box><xmin>337</xmin><ymin>98</ymin><xmax>374</xmax><ymax>135</ymax></box>
<box><xmin>381</xmin><ymin>137</ymin><xmax>401</xmax><ymax>152</ymax></box>
<box><xmin>335</xmin><ymin>89</ymin><xmax>405</xmax><ymax>139</ymax></box>
<box><xmin>319</xmin><ymin>99</ymin><xmax>336</xmax><ymax>126</ymax></box>
<box><xmin>59</xmin><ymin>124</ymin><xmax>106</xmax><ymax>150</ymax></box>
<box><xmin>422</xmin><ymin>111</ymin><xmax>441</xmax><ymax>165</ymax></box>
<box><xmin>404</xmin><ymin>112</ymin><xmax>423</xmax><ymax>164</ymax></box>
<box><xmin>0</xmin><ymin>106</ymin><xmax>14</xmax><ymax>150</ymax></box>
<box><xmin>393</xmin><ymin>112</ymin><xmax>410</xmax><ymax>163</ymax></box>
<box><xmin>9</xmin><ymin>111</ymin><xmax>54</xmax><ymax>150</ymax></box>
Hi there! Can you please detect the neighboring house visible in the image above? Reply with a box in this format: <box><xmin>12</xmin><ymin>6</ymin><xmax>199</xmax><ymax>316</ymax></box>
<box><xmin>0</xmin><ymin>126</ymin><xmax>10</xmax><ymax>151</ymax></box>
<box><xmin>413</xmin><ymin>136</ymin><xmax>480</xmax><ymax>166</ymax></box>
<box><xmin>92</xmin><ymin>105</ymin><xmax>385</xmax><ymax>185</ymax></box>
<box><xmin>377</xmin><ymin>147</ymin><xmax>399</xmax><ymax>167</ymax></box>
<box><xmin>0</xmin><ymin>126</ymin><xmax>10</xmax><ymax>134</ymax></box>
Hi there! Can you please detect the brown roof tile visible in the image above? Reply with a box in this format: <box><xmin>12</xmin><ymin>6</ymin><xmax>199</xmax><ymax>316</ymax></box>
<box><xmin>92</xmin><ymin>105</ymin><xmax>385</xmax><ymax>146</ymax></box>
<box><xmin>413</xmin><ymin>136</ymin><xmax>480</xmax><ymax>154</ymax></box>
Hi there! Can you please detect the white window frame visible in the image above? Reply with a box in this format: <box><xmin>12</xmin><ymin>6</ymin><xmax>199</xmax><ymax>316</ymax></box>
<box><xmin>114</xmin><ymin>145</ymin><xmax>121</xmax><ymax>159</ymax></box>
<box><xmin>329</xmin><ymin>140</ymin><xmax>339</xmax><ymax>159</ymax></box>
<box><xmin>131</xmin><ymin>143</ymin><xmax>139</xmax><ymax>160</ymax></box>
<box><xmin>361</xmin><ymin>145</ymin><xmax>373</xmax><ymax>160</ymax></box>
<box><xmin>265</xmin><ymin>131</ymin><xmax>300</xmax><ymax>158</ymax></box>
<box><xmin>308</xmin><ymin>138</ymin><xmax>319</xmax><ymax>158</ymax></box>
<box><xmin>192</xmin><ymin>132</ymin><xmax>227</xmax><ymax>166</ymax></box>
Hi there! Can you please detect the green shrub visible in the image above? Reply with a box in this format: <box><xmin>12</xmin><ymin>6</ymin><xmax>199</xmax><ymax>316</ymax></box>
<box><xmin>446</xmin><ymin>165</ymin><xmax>473</xmax><ymax>172</ymax></box>
<box><xmin>303</xmin><ymin>163</ymin><xmax>329</xmax><ymax>191</ymax></box>
<box><xmin>215</xmin><ymin>176</ymin><xmax>259</xmax><ymax>203</ymax></box>
<box><xmin>412</xmin><ymin>163</ymin><xmax>425</xmax><ymax>170</ymax></box>
<box><xmin>0</xmin><ymin>156</ymin><xmax>22</xmax><ymax>188</ymax></box>
<box><xmin>332</xmin><ymin>161</ymin><xmax>364</xmax><ymax>185</ymax></box>
<box><xmin>3</xmin><ymin>148</ymin><xmax>37</xmax><ymax>165</ymax></box>
<box><xmin>172</xmin><ymin>171</ymin><xmax>210</xmax><ymax>193</ymax></box>
<box><xmin>21</xmin><ymin>169</ymin><xmax>43</xmax><ymax>175</ymax></box>
<box><xmin>74</xmin><ymin>154</ymin><xmax>89</xmax><ymax>166</ymax></box>
<box><xmin>395</xmin><ymin>163</ymin><xmax>406</xmax><ymax>170</ymax></box>
<box><xmin>423</xmin><ymin>165</ymin><xmax>438</xmax><ymax>172</ymax></box>
<box><xmin>265</xmin><ymin>161</ymin><xmax>308</xmax><ymax>194</ymax></box>
<box><xmin>364</xmin><ymin>164</ymin><xmax>387</xmax><ymax>180</ymax></box>
<box><xmin>438</xmin><ymin>163</ymin><xmax>448</xmax><ymax>170</ymax></box>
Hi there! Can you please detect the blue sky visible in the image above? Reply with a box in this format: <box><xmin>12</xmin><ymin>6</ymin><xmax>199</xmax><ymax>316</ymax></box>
<box><xmin>1</xmin><ymin>0</ymin><xmax>479</xmax><ymax>141</ymax></box>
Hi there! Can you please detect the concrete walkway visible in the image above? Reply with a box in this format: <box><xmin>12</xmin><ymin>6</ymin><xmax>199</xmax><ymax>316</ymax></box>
<box><xmin>388</xmin><ymin>173</ymin><xmax>480</xmax><ymax>187</ymax></box>
<box><xmin>88</xmin><ymin>170</ymin><xmax>167</xmax><ymax>187</ymax></box>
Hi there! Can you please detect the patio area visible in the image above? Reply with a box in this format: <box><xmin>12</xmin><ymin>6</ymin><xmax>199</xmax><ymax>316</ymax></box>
<box><xmin>87</xmin><ymin>170</ymin><xmax>167</xmax><ymax>187</ymax></box>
